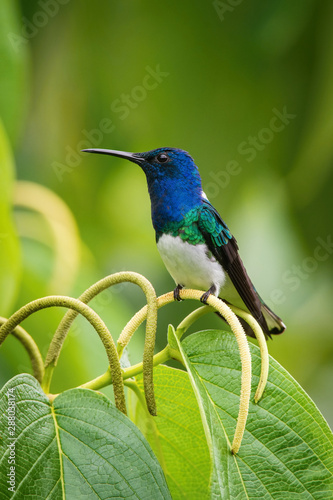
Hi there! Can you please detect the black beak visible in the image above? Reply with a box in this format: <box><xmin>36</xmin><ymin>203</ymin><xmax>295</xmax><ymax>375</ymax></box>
<box><xmin>82</xmin><ymin>148</ymin><xmax>144</xmax><ymax>165</ymax></box>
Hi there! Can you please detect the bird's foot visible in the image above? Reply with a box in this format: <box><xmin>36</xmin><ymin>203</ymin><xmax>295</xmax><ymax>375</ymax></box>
<box><xmin>200</xmin><ymin>285</ymin><xmax>217</xmax><ymax>304</ymax></box>
<box><xmin>173</xmin><ymin>284</ymin><xmax>184</xmax><ymax>302</ymax></box>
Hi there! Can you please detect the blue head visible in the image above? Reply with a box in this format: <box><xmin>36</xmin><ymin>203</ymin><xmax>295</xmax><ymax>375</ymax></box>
<box><xmin>83</xmin><ymin>147</ymin><xmax>204</xmax><ymax>232</ymax></box>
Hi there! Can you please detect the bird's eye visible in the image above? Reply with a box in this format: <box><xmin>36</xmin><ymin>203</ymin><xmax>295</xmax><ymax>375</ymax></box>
<box><xmin>156</xmin><ymin>153</ymin><xmax>169</xmax><ymax>163</ymax></box>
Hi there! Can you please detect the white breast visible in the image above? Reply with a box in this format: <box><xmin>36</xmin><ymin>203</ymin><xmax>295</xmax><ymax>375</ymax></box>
<box><xmin>157</xmin><ymin>234</ymin><xmax>226</xmax><ymax>295</ymax></box>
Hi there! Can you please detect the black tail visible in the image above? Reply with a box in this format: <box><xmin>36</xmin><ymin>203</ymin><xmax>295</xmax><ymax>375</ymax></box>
<box><xmin>260</xmin><ymin>302</ymin><xmax>286</xmax><ymax>337</ymax></box>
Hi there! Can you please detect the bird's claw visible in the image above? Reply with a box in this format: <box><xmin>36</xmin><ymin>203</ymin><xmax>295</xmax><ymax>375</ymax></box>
<box><xmin>173</xmin><ymin>285</ymin><xmax>183</xmax><ymax>302</ymax></box>
<box><xmin>200</xmin><ymin>291</ymin><xmax>211</xmax><ymax>304</ymax></box>
<box><xmin>200</xmin><ymin>285</ymin><xmax>217</xmax><ymax>304</ymax></box>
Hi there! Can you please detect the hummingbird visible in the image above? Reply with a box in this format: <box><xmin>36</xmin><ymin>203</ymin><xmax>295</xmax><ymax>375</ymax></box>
<box><xmin>83</xmin><ymin>147</ymin><xmax>285</xmax><ymax>338</ymax></box>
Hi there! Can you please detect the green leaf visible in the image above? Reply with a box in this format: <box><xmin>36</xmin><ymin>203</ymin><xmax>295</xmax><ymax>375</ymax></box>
<box><xmin>177</xmin><ymin>329</ymin><xmax>333</xmax><ymax>499</ymax></box>
<box><xmin>0</xmin><ymin>119</ymin><xmax>20</xmax><ymax>315</ymax></box>
<box><xmin>0</xmin><ymin>374</ymin><xmax>171</xmax><ymax>499</ymax></box>
<box><xmin>133</xmin><ymin>365</ymin><xmax>210</xmax><ymax>500</ymax></box>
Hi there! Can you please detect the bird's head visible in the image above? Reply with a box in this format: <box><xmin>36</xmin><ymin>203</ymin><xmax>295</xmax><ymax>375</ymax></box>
<box><xmin>82</xmin><ymin>147</ymin><xmax>201</xmax><ymax>185</ymax></box>
<box><xmin>83</xmin><ymin>146</ymin><xmax>204</xmax><ymax>228</ymax></box>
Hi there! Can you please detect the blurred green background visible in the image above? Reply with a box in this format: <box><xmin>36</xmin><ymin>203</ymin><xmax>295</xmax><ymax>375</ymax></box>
<box><xmin>1</xmin><ymin>0</ymin><xmax>333</xmax><ymax>426</ymax></box>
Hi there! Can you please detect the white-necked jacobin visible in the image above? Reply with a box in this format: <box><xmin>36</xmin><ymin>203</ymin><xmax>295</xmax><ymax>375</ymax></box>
<box><xmin>83</xmin><ymin>147</ymin><xmax>286</xmax><ymax>338</ymax></box>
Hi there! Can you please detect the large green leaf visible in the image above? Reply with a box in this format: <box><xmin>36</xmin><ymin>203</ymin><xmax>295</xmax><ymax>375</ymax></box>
<box><xmin>133</xmin><ymin>365</ymin><xmax>210</xmax><ymax>500</ymax></box>
<box><xmin>0</xmin><ymin>374</ymin><xmax>171</xmax><ymax>499</ymax></box>
<box><xmin>172</xmin><ymin>329</ymin><xmax>333</xmax><ymax>499</ymax></box>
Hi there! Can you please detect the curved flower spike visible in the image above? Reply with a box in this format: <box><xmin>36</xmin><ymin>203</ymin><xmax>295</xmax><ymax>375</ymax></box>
<box><xmin>120</xmin><ymin>290</ymin><xmax>252</xmax><ymax>454</ymax></box>
<box><xmin>44</xmin><ymin>272</ymin><xmax>157</xmax><ymax>416</ymax></box>
<box><xmin>0</xmin><ymin>296</ymin><xmax>126</xmax><ymax>415</ymax></box>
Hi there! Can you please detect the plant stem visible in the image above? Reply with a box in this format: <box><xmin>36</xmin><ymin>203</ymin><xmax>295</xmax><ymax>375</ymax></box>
<box><xmin>80</xmin><ymin>345</ymin><xmax>171</xmax><ymax>391</ymax></box>
<box><xmin>175</xmin><ymin>306</ymin><xmax>213</xmax><ymax>339</ymax></box>
<box><xmin>0</xmin><ymin>296</ymin><xmax>126</xmax><ymax>415</ymax></box>
<box><xmin>0</xmin><ymin>317</ymin><xmax>44</xmax><ymax>383</ymax></box>
<box><xmin>79</xmin><ymin>368</ymin><xmax>113</xmax><ymax>392</ymax></box>
<box><xmin>124</xmin><ymin>346</ymin><xmax>171</xmax><ymax>380</ymax></box>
